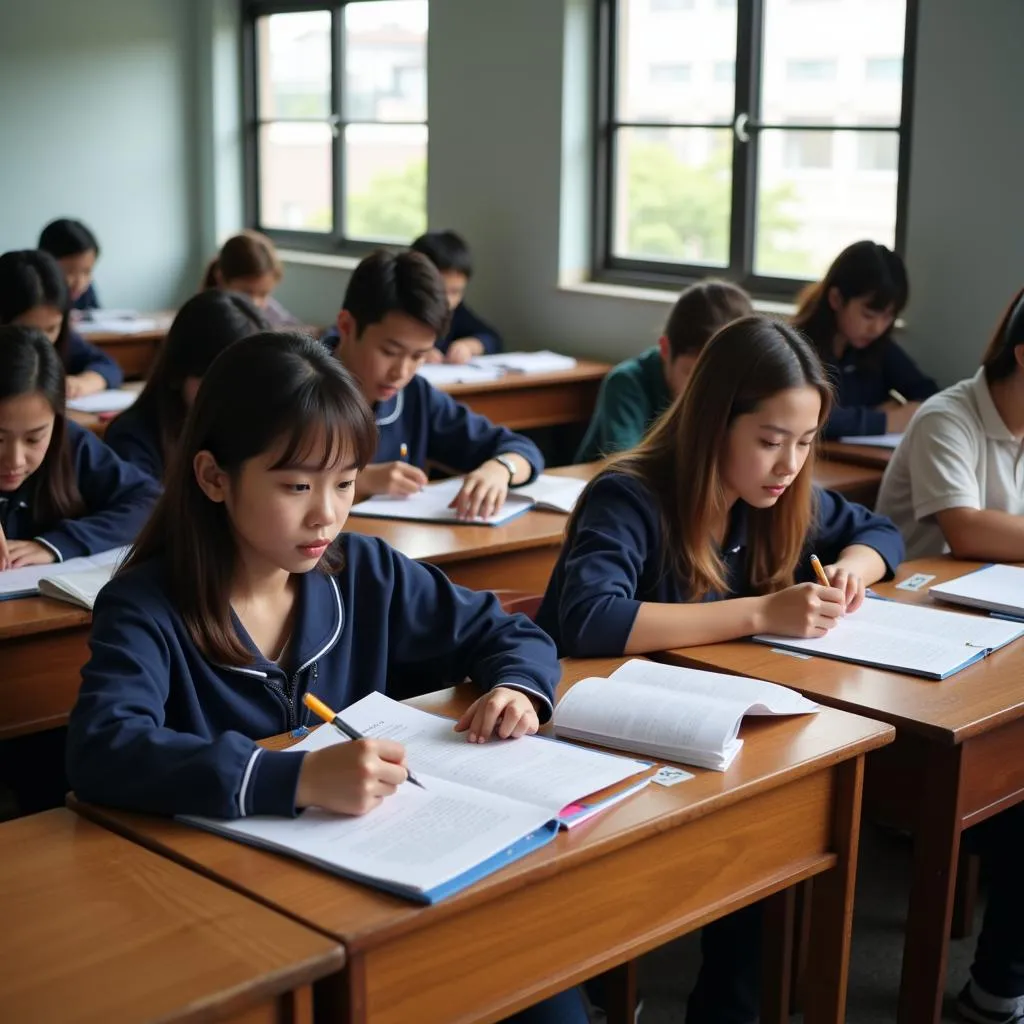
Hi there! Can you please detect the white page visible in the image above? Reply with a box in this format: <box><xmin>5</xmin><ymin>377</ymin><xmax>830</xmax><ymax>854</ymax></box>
<box><xmin>76</xmin><ymin>317</ymin><xmax>160</xmax><ymax>335</ymax></box>
<box><xmin>292</xmin><ymin>690</ymin><xmax>648</xmax><ymax>815</ymax></box>
<box><xmin>348</xmin><ymin>476</ymin><xmax>534</xmax><ymax>525</ymax></box>
<box><xmin>836</xmin><ymin>433</ymin><xmax>904</xmax><ymax>448</ymax></box>
<box><xmin>416</xmin><ymin>363</ymin><xmax>504</xmax><ymax>386</ymax></box>
<box><xmin>185</xmin><ymin>773</ymin><xmax>555</xmax><ymax>895</ymax></box>
<box><xmin>0</xmin><ymin>547</ymin><xmax>127</xmax><ymax>599</ymax></box>
<box><xmin>514</xmin><ymin>474</ymin><xmax>588</xmax><ymax>514</ymax></box>
<box><xmin>930</xmin><ymin>565</ymin><xmax>1024</xmax><ymax>617</ymax></box>
<box><xmin>66</xmin><ymin>389</ymin><xmax>139</xmax><ymax>413</ymax></box>
<box><xmin>471</xmin><ymin>351</ymin><xmax>578</xmax><ymax>374</ymax></box>
<box><xmin>37</xmin><ymin>566</ymin><xmax>117</xmax><ymax>609</ymax></box>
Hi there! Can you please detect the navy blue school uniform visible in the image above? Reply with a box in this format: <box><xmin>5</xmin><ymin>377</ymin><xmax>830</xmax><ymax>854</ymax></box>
<box><xmin>73</xmin><ymin>284</ymin><xmax>100</xmax><ymax>312</ymax></box>
<box><xmin>104</xmin><ymin>404</ymin><xmax>163</xmax><ymax>482</ymax></box>
<box><xmin>439</xmin><ymin>302</ymin><xmax>502</xmax><ymax>356</ymax></box>
<box><xmin>536</xmin><ymin>472</ymin><xmax>905</xmax><ymax>657</ymax></box>
<box><xmin>372</xmin><ymin>373</ymin><xmax>543</xmax><ymax>479</ymax></box>
<box><xmin>822</xmin><ymin>338</ymin><xmax>936</xmax><ymax>438</ymax></box>
<box><xmin>0</xmin><ymin>420</ymin><xmax>159</xmax><ymax>560</ymax></box>
<box><xmin>66</xmin><ymin>328</ymin><xmax>125</xmax><ymax>389</ymax></box>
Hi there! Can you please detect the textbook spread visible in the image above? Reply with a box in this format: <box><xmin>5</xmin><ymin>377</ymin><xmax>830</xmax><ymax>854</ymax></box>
<box><xmin>0</xmin><ymin>547</ymin><xmax>127</xmax><ymax>604</ymax></box>
<box><xmin>929</xmin><ymin>564</ymin><xmax>1024</xmax><ymax>621</ymax></box>
<box><xmin>552</xmin><ymin>659</ymin><xmax>818</xmax><ymax>771</ymax></box>
<box><xmin>183</xmin><ymin>691</ymin><xmax>650</xmax><ymax>904</ymax></box>
<box><xmin>754</xmin><ymin>595</ymin><xmax>1024</xmax><ymax>679</ymax></box>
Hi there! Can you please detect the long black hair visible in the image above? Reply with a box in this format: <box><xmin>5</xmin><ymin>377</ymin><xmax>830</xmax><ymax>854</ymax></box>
<box><xmin>38</xmin><ymin>219</ymin><xmax>100</xmax><ymax>260</ymax></box>
<box><xmin>0</xmin><ymin>250</ymin><xmax>72</xmax><ymax>367</ymax></box>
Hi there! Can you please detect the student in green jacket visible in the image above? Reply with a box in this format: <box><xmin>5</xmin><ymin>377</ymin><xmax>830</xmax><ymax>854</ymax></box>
<box><xmin>576</xmin><ymin>280</ymin><xmax>753</xmax><ymax>463</ymax></box>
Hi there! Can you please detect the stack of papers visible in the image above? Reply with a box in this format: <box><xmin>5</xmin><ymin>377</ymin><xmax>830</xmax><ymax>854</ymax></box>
<box><xmin>76</xmin><ymin>316</ymin><xmax>161</xmax><ymax>335</ymax></box>
<box><xmin>929</xmin><ymin>565</ymin><xmax>1024</xmax><ymax>621</ymax></box>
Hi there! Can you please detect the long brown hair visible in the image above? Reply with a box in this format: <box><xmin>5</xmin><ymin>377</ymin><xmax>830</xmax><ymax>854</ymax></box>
<box><xmin>567</xmin><ymin>316</ymin><xmax>833</xmax><ymax>599</ymax></box>
<box><xmin>982</xmin><ymin>287</ymin><xmax>1024</xmax><ymax>384</ymax></box>
<box><xmin>0</xmin><ymin>325</ymin><xmax>85</xmax><ymax>527</ymax></box>
<box><xmin>663</xmin><ymin>279</ymin><xmax>753</xmax><ymax>359</ymax></box>
<box><xmin>201</xmin><ymin>230</ymin><xmax>283</xmax><ymax>290</ymax></box>
<box><xmin>122</xmin><ymin>332</ymin><xmax>378</xmax><ymax>665</ymax></box>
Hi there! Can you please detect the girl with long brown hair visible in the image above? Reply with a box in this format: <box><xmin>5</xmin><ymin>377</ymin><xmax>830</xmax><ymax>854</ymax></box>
<box><xmin>202</xmin><ymin>230</ymin><xmax>300</xmax><ymax>328</ymax></box>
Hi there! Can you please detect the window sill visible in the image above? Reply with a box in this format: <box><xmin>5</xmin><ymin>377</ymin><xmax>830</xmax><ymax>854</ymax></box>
<box><xmin>278</xmin><ymin>249</ymin><xmax>363</xmax><ymax>271</ymax></box>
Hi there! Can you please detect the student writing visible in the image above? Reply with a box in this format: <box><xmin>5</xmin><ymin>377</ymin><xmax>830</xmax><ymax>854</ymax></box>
<box><xmin>66</xmin><ymin>331</ymin><xmax>586</xmax><ymax>1024</ymax></box>
<box><xmin>38</xmin><ymin>218</ymin><xmax>102</xmax><ymax>313</ymax></box>
<box><xmin>202</xmin><ymin>230</ymin><xmax>300</xmax><ymax>328</ymax></box>
<box><xmin>876</xmin><ymin>287</ymin><xmax>1024</xmax><ymax>561</ymax></box>
<box><xmin>332</xmin><ymin>250</ymin><xmax>543</xmax><ymax>520</ymax></box>
<box><xmin>576</xmin><ymin>279</ymin><xmax>752</xmax><ymax>462</ymax></box>
<box><xmin>105</xmin><ymin>290</ymin><xmax>268</xmax><ymax>482</ymax></box>
<box><xmin>793</xmin><ymin>240</ymin><xmax>936</xmax><ymax>439</ymax></box>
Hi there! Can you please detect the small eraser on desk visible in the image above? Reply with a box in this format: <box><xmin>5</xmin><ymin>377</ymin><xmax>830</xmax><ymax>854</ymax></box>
<box><xmin>896</xmin><ymin>573</ymin><xmax>936</xmax><ymax>592</ymax></box>
<box><xmin>653</xmin><ymin>766</ymin><xmax>695</xmax><ymax>787</ymax></box>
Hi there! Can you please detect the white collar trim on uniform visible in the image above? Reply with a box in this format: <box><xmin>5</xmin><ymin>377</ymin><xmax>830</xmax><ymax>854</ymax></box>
<box><xmin>375</xmin><ymin>389</ymin><xmax>404</xmax><ymax>427</ymax></box>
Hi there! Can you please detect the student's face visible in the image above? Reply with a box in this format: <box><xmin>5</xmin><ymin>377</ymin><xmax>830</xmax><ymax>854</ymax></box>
<box><xmin>829</xmin><ymin>289</ymin><xmax>895</xmax><ymax>350</ymax></box>
<box><xmin>720</xmin><ymin>386</ymin><xmax>821</xmax><ymax>510</ymax></box>
<box><xmin>0</xmin><ymin>392</ymin><xmax>55</xmax><ymax>493</ymax></box>
<box><xmin>224</xmin><ymin>272</ymin><xmax>278</xmax><ymax>309</ymax></box>
<box><xmin>13</xmin><ymin>305</ymin><xmax>63</xmax><ymax>344</ymax></box>
<box><xmin>336</xmin><ymin>310</ymin><xmax>437</xmax><ymax>403</ymax></box>
<box><xmin>440</xmin><ymin>270</ymin><xmax>468</xmax><ymax>311</ymax></box>
<box><xmin>195</xmin><ymin>427</ymin><xmax>359</xmax><ymax>579</ymax></box>
<box><xmin>57</xmin><ymin>251</ymin><xmax>97</xmax><ymax>302</ymax></box>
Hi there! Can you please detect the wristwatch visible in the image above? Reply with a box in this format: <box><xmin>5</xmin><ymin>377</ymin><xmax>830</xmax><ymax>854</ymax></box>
<box><xmin>492</xmin><ymin>454</ymin><xmax>517</xmax><ymax>485</ymax></box>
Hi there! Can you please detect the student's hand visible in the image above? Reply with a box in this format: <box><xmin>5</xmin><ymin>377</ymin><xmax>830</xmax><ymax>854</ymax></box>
<box><xmin>879</xmin><ymin>400</ymin><xmax>921</xmax><ymax>433</ymax></box>
<box><xmin>758</xmin><ymin>582</ymin><xmax>845</xmax><ymax>638</ymax></box>
<box><xmin>0</xmin><ymin>525</ymin><xmax>9</xmax><ymax>571</ymax></box>
<box><xmin>355</xmin><ymin>461</ymin><xmax>428</xmax><ymax>500</ymax></box>
<box><xmin>449</xmin><ymin>460</ymin><xmax>510</xmax><ymax>520</ymax></box>
<box><xmin>66</xmin><ymin>371</ymin><xmax>107</xmax><ymax>398</ymax></box>
<box><xmin>423</xmin><ymin>347</ymin><xmax>444</xmax><ymax>364</ymax></box>
<box><xmin>445</xmin><ymin>338</ymin><xmax>484</xmax><ymax>365</ymax></box>
<box><xmin>454</xmin><ymin>687</ymin><xmax>541</xmax><ymax>743</ymax></box>
<box><xmin>4</xmin><ymin>540</ymin><xmax>57</xmax><ymax>569</ymax></box>
<box><xmin>823</xmin><ymin>563</ymin><xmax>867</xmax><ymax>613</ymax></box>
<box><xmin>295</xmin><ymin>738</ymin><xmax>409</xmax><ymax>815</ymax></box>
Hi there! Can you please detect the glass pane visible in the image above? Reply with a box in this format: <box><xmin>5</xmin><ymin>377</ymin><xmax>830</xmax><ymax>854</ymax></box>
<box><xmin>256</xmin><ymin>12</ymin><xmax>331</xmax><ymax>119</ymax></box>
<box><xmin>344</xmin><ymin>1</ymin><xmax>428</xmax><ymax>122</ymax></box>
<box><xmin>616</xmin><ymin>0</ymin><xmax>737</xmax><ymax>123</ymax></box>
<box><xmin>345</xmin><ymin>124</ymin><xmax>427</xmax><ymax>242</ymax></box>
<box><xmin>754</xmin><ymin>128</ymin><xmax>899</xmax><ymax>279</ymax></box>
<box><xmin>258</xmin><ymin>123</ymin><xmax>332</xmax><ymax>232</ymax></box>
<box><xmin>612</xmin><ymin>127</ymin><xmax>732</xmax><ymax>267</ymax></box>
<box><xmin>761</xmin><ymin>0</ymin><xmax>906</xmax><ymax>126</ymax></box>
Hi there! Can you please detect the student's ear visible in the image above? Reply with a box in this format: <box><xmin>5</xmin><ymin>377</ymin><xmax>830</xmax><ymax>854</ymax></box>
<box><xmin>337</xmin><ymin>309</ymin><xmax>357</xmax><ymax>344</ymax></box>
<box><xmin>657</xmin><ymin>334</ymin><xmax>671</xmax><ymax>366</ymax></box>
<box><xmin>827</xmin><ymin>286</ymin><xmax>844</xmax><ymax>313</ymax></box>
<box><xmin>193</xmin><ymin>451</ymin><xmax>229</xmax><ymax>503</ymax></box>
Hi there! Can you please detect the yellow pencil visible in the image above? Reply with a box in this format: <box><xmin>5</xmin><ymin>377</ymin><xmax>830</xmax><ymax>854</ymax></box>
<box><xmin>399</xmin><ymin>443</ymin><xmax>408</xmax><ymax>461</ymax></box>
<box><xmin>809</xmin><ymin>554</ymin><xmax>831</xmax><ymax>588</ymax></box>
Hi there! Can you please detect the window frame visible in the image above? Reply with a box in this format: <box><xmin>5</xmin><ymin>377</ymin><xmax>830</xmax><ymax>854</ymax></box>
<box><xmin>242</xmin><ymin>0</ymin><xmax>428</xmax><ymax>255</ymax></box>
<box><xmin>591</xmin><ymin>0</ymin><xmax>919</xmax><ymax>299</ymax></box>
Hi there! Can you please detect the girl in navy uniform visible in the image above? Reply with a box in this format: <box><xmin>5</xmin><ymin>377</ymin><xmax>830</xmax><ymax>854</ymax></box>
<box><xmin>537</xmin><ymin>316</ymin><xmax>904</xmax><ymax>1024</ymax></box>
<box><xmin>67</xmin><ymin>332</ymin><xmax>585</xmax><ymax>1024</ymax></box>
<box><xmin>0</xmin><ymin>249</ymin><xmax>123</xmax><ymax>397</ymax></box>
<box><xmin>38</xmin><ymin>217</ymin><xmax>102</xmax><ymax>313</ymax></box>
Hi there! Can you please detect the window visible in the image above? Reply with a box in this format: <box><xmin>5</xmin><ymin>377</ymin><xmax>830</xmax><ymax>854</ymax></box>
<box><xmin>244</xmin><ymin>1</ymin><xmax>428</xmax><ymax>251</ymax></box>
<box><xmin>594</xmin><ymin>0</ymin><xmax>916</xmax><ymax>293</ymax></box>
<box><xmin>650</xmin><ymin>0</ymin><xmax>693</xmax><ymax>9</ymax></box>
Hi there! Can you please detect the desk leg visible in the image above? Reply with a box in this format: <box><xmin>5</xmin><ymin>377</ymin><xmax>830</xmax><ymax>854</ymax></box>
<box><xmin>898</xmin><ymin>743</ymin><xmax>963</xmax><ymax>1024</ymax></box>
<box><xmin>761</xmin><ymin>887</ymin><xmax>796</xmax><ymax>1024</ymax></box>
<box><xmin>803</xmin><ymin>755</ymin><xmax>865</xmax><ymax>1024</ymax></box>
<box><xmin>599</xmin><ymin>961</ymin><xmax>638</xmax><ymax>1024</ymax></box>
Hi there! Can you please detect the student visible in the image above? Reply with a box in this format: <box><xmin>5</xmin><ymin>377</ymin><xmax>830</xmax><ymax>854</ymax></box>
<box><xmin>106</xmin><ymin>290</ymin><xmax>269</xmax><ymax>481</ymax></box>
<box><xmin>38</xmin><ymin>218</ymin><xmax>101</xmax><ymax>312</ymax></box>
<box><xmin>876</xmin><ymin>287</ymin><xmax>1024</xmax><ymax>561</ymax></box>
<box><xmin>536</xmin><ymin>316</ymin><xmax>903</xmax><ymax>1023</ymax></box>
<box><xmin>409</xmin><ymin>230</ymin><xmax>503</xmax><ymax>364</ymax></box>
<box><xmin>66</xmin><ymin>332</ymin><xmax>586</xmax><ymax>1024</ymax></box>
<box><xmin>0</xmin><ymin>249</ymin><xmax>124</xmax><ymax>397</ymax></box>
<box><xmin>576</xmin><ymin>279</ymin><xmax>753</xmax><ymax>462</ymax></box>
<box><xmin>793</xmin><ymin>240</ymin><xmax>936</xmax><ymax>439</ymax></box>
<box><xmin>333</xmin><ymin>250</ymin><xmax>543</xmax><ymax>520</ymax></box>
<box><xmin>203</xmin><ymin>231</ymin><xmax>300</xmax><ymax>328</ymax></box>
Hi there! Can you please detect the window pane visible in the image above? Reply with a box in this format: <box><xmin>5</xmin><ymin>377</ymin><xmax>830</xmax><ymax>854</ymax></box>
<box><xmin>612</xmin><ymin>127</ymin><xmax>732</xmax><ymax>267</ymax></box>
<box><xmin>258</xmin><ymin>123</ymin><xmax>332</xmax><ymax>232</ymax></box>
<box><xmin>754</xmin><ymin>128</ymin><xmax>899</xmax><ymax>279</ymax></box>
<box><xmin>345</xmin><ymin>124</ymin><xmax>427</xmax><ymax>242</ymax></box>
<box><xmin>761</xmin><ymin>0</ymin><xmax>906</xmax><ymax>126</ymax></box>
<box><xmin>344</xmin><ymin>1</ymin><xmax>428</xmax><ymax>122</ymax></box>
<box><xmin>616</xmin><ymin>0</ymin><xmax>737</xmax><ymax>123</ymax></box>
<box><xmin>256</xmin><ymin>12</ymin><xmax>331</xmax><ymax>120</ymax></box>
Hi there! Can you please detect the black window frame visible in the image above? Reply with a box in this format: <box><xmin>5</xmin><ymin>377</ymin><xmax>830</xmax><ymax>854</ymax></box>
<box><xmin>242</xmin><ymin>0</ymin><xmax>428</xmax><ymax>255</ymax></box>
<box><xmin>592</xmin><ymin>0</ymin><xmax>919</xmax><ymax>299</ymax></box>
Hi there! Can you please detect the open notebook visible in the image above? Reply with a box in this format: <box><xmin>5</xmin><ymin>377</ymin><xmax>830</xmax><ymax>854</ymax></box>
<box><xmin>349</xmin><ymin>473</ymin><xmax>588</xmax><ymax>526</ymax></box>
<box><xmin>755</xmin><ymin>596</ymin><xmax>1024</xmax><ymax>679</ymax></box>
<box><xmin>66</xmin><ymin>389</ymin><xmax>139</xmax><ymax>414</ymax></box>
<box><xmin>415</xmin><ymin>363</ymin><xmax>504</xmax><ymax>387</ymax></box>
<box><xmin>470</xmin><ymin>351</ymin><xmax>578</xmax><ymax>374</ymax></box>
<box><xmin>552</xmin><ymin>659</ymin><xmax>818</xmax><ymax>772</ymax></box>
<box><xmin>182</xmin><ymin>691</ymin><xmax>650</xmax><ymax>903</ymax></box>
<box><xmin>929</xmin><ymin>565</ymin><xmax>1024</xmax><ymax>621</ymax></box>
<box><xmin>0</xmin><ymin>547</ymin><xmax>127</xmax><ymax>605</ymax></box>
<box><xmin>836</xmin><ymin>433</ymin><xmax>904</xmax><ymax>448</ymax></box>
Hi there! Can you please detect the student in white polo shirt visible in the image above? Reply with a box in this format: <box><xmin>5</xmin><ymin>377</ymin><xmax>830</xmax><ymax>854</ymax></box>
<box><xmin>876</xmin><ymin>288</ymin><xmax>1024</xmax><ymax>561</ymax></box>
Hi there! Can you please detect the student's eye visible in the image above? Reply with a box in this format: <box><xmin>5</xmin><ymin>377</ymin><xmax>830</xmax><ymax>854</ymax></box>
<box><xmin>337</xmin><ymin>479</ymin><xmax>355</xmax><ymax>491</ymax></box>
<box><xmin>798</xmin><ymin>440</ymin><xmax>813</xmax><ymax>449</ymax></box>
<box><xmin>284</xmin><ymin>482</ymin><xmax>310</xmax><ymax>493</ymax></box>
<box><xmin>760</xmin><ymin>440</ymin><xmax>782</xmax><ymax>450</ymax></box>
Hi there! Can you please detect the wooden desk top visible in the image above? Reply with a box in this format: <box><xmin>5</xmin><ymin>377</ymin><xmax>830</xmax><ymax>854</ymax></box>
<box><xmin>76</xmin><ymin>312</ymin><xmax>174</xmax><ymax>345</ymax></box>
<box><xmin>0</xmin><ymin>595</ymin><xmax>90</xmax><ymax>642</ymax></box>
<box><xmin>73</xmin><ymin>656</ymin><xmax>891</xmax><ymax>958</ymax></box>
<box><xmin>663</xmin><ymin>557</ymin><xmax>1024</xmax><ymax>745</ymax></box>
<box><xmin>812</xmin><ymin>458</ymin><xmax>882</xmax><ymax>495</ymax></box>
<box><xmin>820</xmin><ymin>440</ymin><xmax>895</xmax><ymax>470</ymax></box>
<box><xmin>0</xmin><ymin>808</ymin><xmax>343</xmax><ymax>1024</ymax></box>
<box><xmin>437</xmin><ymin>360</ymin><xmax>610</xmax><ymax>397</ymax></box>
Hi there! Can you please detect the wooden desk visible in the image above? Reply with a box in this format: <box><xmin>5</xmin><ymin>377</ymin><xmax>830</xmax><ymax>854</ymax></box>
<box><xmin>79</xmin><ymin>313</ymin><xmax>173</xmax><ymax>379</ymax></box>
<box><xmin>812</xmin><ymin>458</ymin><xmax>883</xmax><ymax>507</ymax></box>
<box><xmin>0</xmin><ymin>808</ymin><xmax>343</xmax><ymax>1024</ymax></box>
<box><xmin>436</xmin><ymin>361</ymin><xmax>610</xmax><ymax>430</ymax></box>
<box><xmin>820</xmin><ymin>440</ymin><xmax>895</xmax><ymax>470</ymax></box>
<box><xmin>658</xmin><ymin>557</ymin><xmax>1024</xmax><ymax>1024</ymax></box>
<box><xmin>73</xmin><ymin>657</ymin><xmax>892</xmax><ymax>1024</ymax></box>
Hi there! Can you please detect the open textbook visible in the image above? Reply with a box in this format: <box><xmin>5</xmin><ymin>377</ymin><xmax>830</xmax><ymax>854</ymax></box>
<box><xmin>929</xmin><ymin>564</ymin><xmax>1024</xmax><ymax>621</ymax></box>
<box><xmin>755</xmin><ymin>596</ymin><xmax>1024</xmax><ymax>679</ymax></box>
<box><xmin>470</xmin><ymin>351</ymin><xmax>578</xmax><ymax>374</ymax></box>
<box><xmin>349</xmin><ymin>473</ymin><xmax>588</xmax><ymax>526</ymax></box>
<box><xmin>552</xmin><ymin>659</ymin><xmax>818</xmax><ymax>772</ymax></box>
<box><xmin>0</xmin><ymin>547</ymin><xmax>127</xmax><ymax>605</ymax></box>
<box><xmin>183</xmin><ymin>691</ymin><xmax>650</xmax><ymax>903</ymax></box>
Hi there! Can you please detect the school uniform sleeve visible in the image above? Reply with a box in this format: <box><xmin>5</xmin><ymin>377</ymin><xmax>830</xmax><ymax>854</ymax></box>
<box><xmin>104</xmin><ymin>411</ymin><xmax>163</xmax><ymax>483</ymax></box>
<box><xmin>424</xmin><ymin>382</ymin><xmax>544</xmax><ymax>479</ymax></box>
<box><xmin>35</xmin><ymin>424</ymin><xmax>160</xmax><ymax>560</ymax></box>
<box><xmin>66</xmin><ymin>329</ymin><xmax>124</xmax><ymax>388</ymax></box>
<box><xmin>576</xmin><ymin>369</ymin><xmax>652</xmax><ymax>462</ymax></box>
<box><xmin>66</xmin><ymin>590</ymin><xmax>292</xmax><ymax>819</ymax></box>
<box><xmin>881</xmin><ymin>340</ymin><xmax>938</xmax><ymax>402</ymax></box>
<box><xmin>806</xmin><ymin>488</ymin><xmax>905</xmax><ymax>579</ymax></box>
<box><xmin>550</xmin><ymin>474</ymin><xmax>655</xmax><ymax>657</ymax></box>
<box><xmin>823</xmin><ymin>400</ymin><xmax>888</xmax><ymax>439</ymax></box>
<box><xmin>904</xmin><ymin>408</ymin><xmax>986</xmax><ymax>519</ymax></box>
<box><xmin>445</xmin><ymin>302</ymin><xmax>503</xmax><ymax>355</ymax></box>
